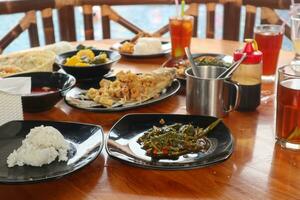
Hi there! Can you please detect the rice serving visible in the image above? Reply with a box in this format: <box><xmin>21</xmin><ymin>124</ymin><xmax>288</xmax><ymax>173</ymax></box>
<box><xmin>7</xmin><ymin>125</ymin><xmax>70</xmax><ymax>167</ymax></box>
<box><xmin>133</xmin><ymin>37</ymin><xmax>162</xmax><ymax>55</ymax></box>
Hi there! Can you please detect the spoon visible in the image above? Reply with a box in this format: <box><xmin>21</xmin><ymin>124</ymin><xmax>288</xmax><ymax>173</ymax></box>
<box><xmin>217</xmin><ymin>53</ymin><xmax>247</xmax><ymax>79</ymax></box>
<box><xmin>185</xmin><ymin>47</ymin><xmax>201</xmax><ymax>77</ymax></box>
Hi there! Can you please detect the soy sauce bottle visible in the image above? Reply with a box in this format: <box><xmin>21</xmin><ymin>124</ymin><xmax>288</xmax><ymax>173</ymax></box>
<box><xmin>232</xmin><ymin>39</ymin><xmax>263</xmax><ymax>111</ymax></box>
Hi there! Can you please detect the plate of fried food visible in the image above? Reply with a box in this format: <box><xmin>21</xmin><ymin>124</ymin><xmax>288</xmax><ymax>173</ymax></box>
<box><xmin>64</xmin><ymin>68</ymin><xmax>180</xmax><ymax>112</ymax></box>
<box><xmin>106</xmin><ymin>114</ymin><xmax>234</xmax><ymax>170</ymax></box>
<box><xmin>111</xmin><ymin>33</ymin><xmax>171</xmax><ymax>58</ymax></box>
<box><xmin>163</xmin><ymin>53</ymin><xmax>233</xmax><ymax>81</ymax></box>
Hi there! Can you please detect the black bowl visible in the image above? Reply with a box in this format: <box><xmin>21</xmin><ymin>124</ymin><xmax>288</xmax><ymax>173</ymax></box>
<box><xmin>9</xmin><ymin>72</ymin><xmax>76</xmax><ymax>113</ymax></box>
<box><xmin>55</xmin><ymin>49</ymin><xmax>121</xmax><ymax>82</ymax></box>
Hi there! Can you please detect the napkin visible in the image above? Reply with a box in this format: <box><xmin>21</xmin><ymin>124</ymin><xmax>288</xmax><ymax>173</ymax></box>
<box><xmin>0</xmin><ymin>77</ymin><xmax>31</xmax><ymax>126</ymax></box>
<box><xmin>0</xmin><ymin>77</ymin><xmax>31</xmax><ymax>95</ymax></box>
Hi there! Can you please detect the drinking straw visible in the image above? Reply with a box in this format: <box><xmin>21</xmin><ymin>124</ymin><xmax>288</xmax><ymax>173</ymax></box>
<box><xmin>181</xmin><ymin>0</ymin><xmax>185</xmax><ymax>17</ymax></box>
<box><xmin>174</xmin><ymin>0</ymin><xmax>179</xmax><ymax>17</ymax></box>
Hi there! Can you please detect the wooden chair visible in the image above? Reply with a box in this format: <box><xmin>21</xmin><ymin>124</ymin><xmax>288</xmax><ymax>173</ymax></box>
<box><xmin>0</xmin><ymin>0</ymin><xmax>94</xmax><ymax>53</ymax></box>
<box><xmin>0</xmin><ymin>0</ymin><xmax>296</xmax><ymax>54</ymax></box>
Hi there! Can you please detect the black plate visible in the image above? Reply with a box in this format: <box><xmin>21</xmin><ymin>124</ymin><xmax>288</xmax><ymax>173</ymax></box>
<box><xmin>106</xmin><ymin>114</ymin><xmax>234</xmax><ymax>170</ymax></box>
<box><xmin>162</xmin><ymin>53</ymin><xmax>233</xmax><ymax>81</ymax></box>
<box><xmin>111</xmin><ymin>40</ymin><xmax>171</xmax><ymax>58</ymax></box>
<box><xmin>64</xmin><ymin>78</ymin><xmax>180</xmax><ymax>112</ymax></box>
<box><xmin>55</xmin><ymin>49</ymin><xmax>121</xmax><ymax>82</ymax></box>
<box><xmin>0</xmin><ymin>120</ymin><xmax>104</xmax><ymax>184</ymax></box>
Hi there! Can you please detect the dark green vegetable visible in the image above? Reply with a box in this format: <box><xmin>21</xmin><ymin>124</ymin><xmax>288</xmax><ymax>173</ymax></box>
<box><xmin>76</xmin><ymin>44</ymin><xmax>93</xmax><ymax>50</ymax></box>
<box><xmin>137</xmin><ymin>119</ymin><xmax>222</xmax><ymax>160</ymax></box>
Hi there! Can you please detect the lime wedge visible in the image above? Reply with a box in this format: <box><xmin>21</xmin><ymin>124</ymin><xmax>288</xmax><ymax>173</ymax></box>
<box><xmin>287</xmin><ymin>126</ymin><xmax>300</xmax><ymax>140</ymax></box>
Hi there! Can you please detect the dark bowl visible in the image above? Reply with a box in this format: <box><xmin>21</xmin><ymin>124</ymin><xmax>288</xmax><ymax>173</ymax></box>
<box><xmin>55</xmin><ymin>49</ymin><xmax>121</xmax><ymax>82</ymax></box>
<box><xmin>9</xmin><ymin>72</ymin><xmax>76</xmax><ymax>113</ymax></box>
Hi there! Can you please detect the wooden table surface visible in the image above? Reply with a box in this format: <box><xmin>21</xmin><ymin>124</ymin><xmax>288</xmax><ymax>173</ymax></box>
<box><xmin>1</xmin><ymin>38</ymin><xmax>299</xmax><ymax>200</ymax></box>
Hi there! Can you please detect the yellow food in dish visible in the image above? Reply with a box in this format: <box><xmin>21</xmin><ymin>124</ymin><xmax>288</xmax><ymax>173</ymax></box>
<box><xmin>64</xmin><ymin>49</ymin><xmax>110</xmax><ymax>67</ymax></box>
<box><xmin>86</xmin><ymin>68</ymin><xmax>176</xmax><ymax>107</ymax></box>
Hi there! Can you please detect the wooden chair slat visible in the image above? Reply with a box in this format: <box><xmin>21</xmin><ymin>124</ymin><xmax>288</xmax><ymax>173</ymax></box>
<box><xmin>101</xmin><ymin>5</ymin><xmax>143</xmax><ymax>37</ymax></box>
<box><xmin>152</xmin><ymin>24</ymin><xmax>169</xmax><ymax>37</ymax></box>
<box><xmin>83</xmin><ymin>5</ymin><xmax>94</xmax><ymax>40</ymax></box>
<box><xmin>244</xmin><ymin>5</ymin><xmax>256</xmax><ymax>39</ymax></box>
<box><xmin>206</xmin><ymin>3</ymin><xmax>216</xmax><ymax>38</ymax></box>
<box><xmin>102</xmin><ymin>15</ymin><xmax>111</xmax><ymax>39</ymax></box>
<box><xmin>57</xmin><ymin>6</ymin><xmax>76</xmax><ymax>41</ymax></box>
<box><xmin>0</xmin><ymin>25</ymin><xmax>23</xmax><ymax>54</ymax></box>
<box><xmin>101</xmin><ymin>5</ymin><xmax>111</xmax><ymax>39</ymax></box>
<box><xmin>28</xmin><ymin>21</ymin><xmax>40</xmax><ymax>47</ymax></box>
<box><xmin>41</xmin><ymin>8</ymin><xmax>55</xmax><ymax>44</ymax></box>
<box><xmin>223</xmin><ymin>1</ymin><xmax>241</xmax><ymax>41</ymax></box>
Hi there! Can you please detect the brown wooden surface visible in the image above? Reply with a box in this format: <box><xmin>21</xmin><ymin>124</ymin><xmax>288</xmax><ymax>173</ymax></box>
<box><xmin>0</xmin><ymin>38</ymin><xmax>299</xmax><ymax>200</ymax></box>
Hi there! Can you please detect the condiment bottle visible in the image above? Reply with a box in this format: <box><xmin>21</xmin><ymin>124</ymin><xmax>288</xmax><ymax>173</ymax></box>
<box><xmin>231</xmin><ymin>39</ymin><xmax>263</xmax><ymax>111</ymax></box>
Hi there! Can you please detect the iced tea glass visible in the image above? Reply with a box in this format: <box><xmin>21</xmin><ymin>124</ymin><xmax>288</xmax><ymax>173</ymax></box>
<box><xmin>254</xmin><ymin>25</ymin><xmax>284</xmax><ymax>76</ymax></box>
<box><xmin>276</xmin><ymin>65</ymin><xmax>300</xmax><ymax>150</ymax></box>
<box><xmin>169</xmin><ymin>15</ymin><xmax>194</xmax><ymax>58</ymax></box>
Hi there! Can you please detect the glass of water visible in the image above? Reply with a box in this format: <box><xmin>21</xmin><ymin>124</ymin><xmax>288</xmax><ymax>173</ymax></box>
<box><xmin>291</xmin><ymin>9</ymin><xmax>300</xmax><ymax>64</ymax></box>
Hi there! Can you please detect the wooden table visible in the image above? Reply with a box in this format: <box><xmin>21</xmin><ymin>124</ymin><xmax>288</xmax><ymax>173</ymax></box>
<box><xmin>1</xmin><ymin>38</ymin><xmax>299</xmax><ymax>200</ymax></box>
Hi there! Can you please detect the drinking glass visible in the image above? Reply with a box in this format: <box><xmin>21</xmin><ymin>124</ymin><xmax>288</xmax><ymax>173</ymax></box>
<box><xmin>169</xmin><ymin>15</ymin><xmax>194</xmax><ymax>58</ymax></box>
<box><xmin>291</xmin><ymin>13</ymin><xmax>300</xmax><ymax>65</ymax></box>
<box><xmin>254</xmin><ymin>25</ymin><xmax>284</xmax><ymax>76</ymax></box>
<box><xmin>276</xmin><ymin>64</ymin><xmax>300</xmax><ymax>150</ymax></box>
<box><xmin>290</xmin><ymin>3</ymin><xmax>300</xmax><ymax>16</ymax></box>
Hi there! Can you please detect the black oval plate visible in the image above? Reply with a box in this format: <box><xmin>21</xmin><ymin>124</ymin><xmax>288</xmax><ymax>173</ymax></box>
<box><xmin>0</xmin><ymin>120</ymin><xmax>104</xmax><ymax>184</ymax></box>
<box><xmin>111</xmin><ymin>40</ymin><xmax>171</xmax><ymax>59</ymax></box>
<box><xmin>64</xmin><ymin>78</ymin><xmax>180</xmax><ymax>112</ymax></box>
<box><xmin>106</xmin><ymin>114</ymin><xmax>234</xmax><ymax>170</ymax></box>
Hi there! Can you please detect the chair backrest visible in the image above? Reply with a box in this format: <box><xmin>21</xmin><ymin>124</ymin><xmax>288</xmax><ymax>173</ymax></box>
<box><xmin>0</xmin><ymin>0</ymin><xmax>294</xmax><ymax>53</ymax></box>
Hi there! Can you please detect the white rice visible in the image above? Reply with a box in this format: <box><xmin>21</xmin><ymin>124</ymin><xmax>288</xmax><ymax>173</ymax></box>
<box><xmin>7</xmin><ymin>125</ymin><xmax>70</xmax><ymax>167</ymax></box>
<box><xmin>133</xmin><ymin>37</ymin><xmax>162</xmax><ymax>55</ymax></box>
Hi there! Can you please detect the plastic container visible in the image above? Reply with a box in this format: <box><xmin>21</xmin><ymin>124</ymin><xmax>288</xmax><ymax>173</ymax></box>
<box><xmin>231</xmin><ymin>39</ymin><xmax>263</xmax><ymax>111</ymax></box>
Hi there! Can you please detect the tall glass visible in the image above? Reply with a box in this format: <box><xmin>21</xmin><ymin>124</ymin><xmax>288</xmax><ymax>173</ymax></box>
<box><xmin>254</xmin><ymin>25</ymin><xmax>284</xmax><ymax>76</ymax></box>
<box><xmin>291</xmin><ymin>13</ymin><xmax>300</xmax><ymax>65</ymax></box>
<box><xmin>276</xmin><ymin>65</ymin><xmax>300</xmax><ymax>150</ymax></box>
<box><xmin>169</xmin><ymin>15</ymin><xmax>194</xmax><ymax>58</ymax></box>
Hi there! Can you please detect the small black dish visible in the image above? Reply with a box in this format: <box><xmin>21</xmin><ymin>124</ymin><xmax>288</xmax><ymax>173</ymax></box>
<box><xmin>8</xmin><ymin>72</ymin><xmax>76</xmax><ymax>113</ymax></box>
<box><xmin>0</xmin><ymin>120</ymin><xmax>104</xmax><ymax>184</ymax></box>
<box><xmin>55</xmin><ymin>49</ymin><xmax>121</xmax><ymax>82</ymax></box>
<box><xmin>106</xmin><ymin>114</ymin><xmax>234</xmax><ymax>170</ymax></box>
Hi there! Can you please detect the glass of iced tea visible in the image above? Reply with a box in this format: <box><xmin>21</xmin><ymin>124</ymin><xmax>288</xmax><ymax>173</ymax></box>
<box><xmin>276</xmin><ymin>64</ymin><xmax>300</xmax><ymax>150</ymax></box>
<box><xmin>169</xmin><ymin>15</ymin><xmax>194</xmax><ymax>58</ymax></box>
<box><xmin>254</xmin><ymin>25</ymin><xmax>284</xmax><ymax>76</ymax></box>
